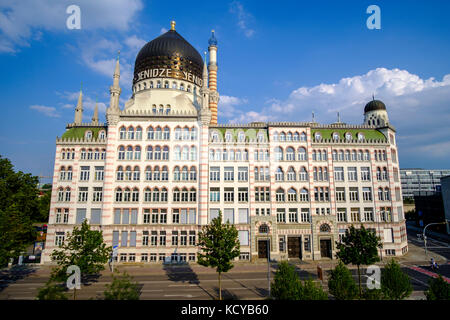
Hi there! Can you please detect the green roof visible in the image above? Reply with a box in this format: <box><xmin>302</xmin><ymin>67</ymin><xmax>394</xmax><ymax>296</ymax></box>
<box><xmin>311</xmin><ymin>128</ymin><xmax>386</xmax><ymax>141</ymax></box>
<box><xmin>61</xmin><ymin>127</ymin><xmax>106</xmax><ymax>140</ymax></box>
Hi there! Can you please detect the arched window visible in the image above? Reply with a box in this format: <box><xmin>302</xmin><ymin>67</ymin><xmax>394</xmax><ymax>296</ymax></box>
<box><xmin>238</xmin><ymin>131</ymin><xmax>245</xmax><ymax>142</ymax></box>
<box><xmin>358</xmin><ymin>133</ymin><xmax>365</xmax><ymax>141</ymax></box>
<box><xmin>116</xmin><ymin>166</ymin><xmax>124</xmax><ymax>181</ymax></box>
<box><xmin>286</xmin><ymin>147</ymin><xmax>295</xmax><ymax>161</ymax></box>
<box><xmin>133</xmin><ymin>166</ymin><xmax>140</xmax><ymax>181</ymax></box>
<box><xmin>181</xmin><ymin>188</ymin><xmax>189</xmax><ymax>202</ymax></box>
<box><xmin>293</xmin><ymin>132</ymin><xmax>299</xmax><ymax>141</ymax></box>
<box><xmin>183</xmin><ymin>127</ymin><xmax>190</xmax><ymax>140</ymax></box>
<box><xmin>299</xmin><ymin>167</ymin><xmax>308</xmax><ymax>181</ymax></box>
<box><xmin>190</xmin><ymin>146</ymin><xmax>197</xmax><ymax>160</ymax></box>
<box><xmin>300</xmin><ymin>188</ymin><xmax>309</xmax><ymax>202</ymax></box>
<box><xmin>190</xmin><ymin>166</ymin><xmax>197</xmax><ymax>181</ymax></box>
<box><xmin>126</xmin><ymin>146</ymin><xmax>133</xmax><ymax>160</ymax></box>
<box><xmin>134</xmin><ymin>146</ymin><xmax>141</xmax><ymax>160</ymax></box>
<box><xmin>314</xmin><ymin>132</ymin><xmax>322</xmax><ymax>141</ymax></box>
<box><xmin>153</xmin><ymin>187</ymin><xmax>160</xmax><ymax>202</ymax></box>
<box><xmin>173</xmin><ymin>166</ymin><xmax>180</xmax><ymax>181</ymax></box>
<box><xmin>181</xmin><ymin>166</ymin><xmax>189</xmax><ymax>181</ymax></box>
<box><xmin>119</xmin><ymin>127</ymin><xmax>126</xmax><ymax>139</ymax></box>
<box><xmin>276</xmin><ymin>188</ymin><xmax>285</xmax><ymax>202</ymax></box>
<box><xmin>300</xmin><ymin>132</ymin><xmax>307</xmax><ymax>141</ymax></box>
<box><xmin>157</xmin><ymin>80</ymin><xmax>161</xmax><ymax>88</ymax></box>
<box><xmin>275</xmin><ymin>167</ymin><xmax>284</xmax><ymax>181</ymax></box>
<box><xmin>163</xmin><ymin>127</ymin><xmax>170</xmax><ymax>140</ymax></box>
<box><xmin>378</xmin><ymin>188</ymin><xmax>384</xmax><ymax>201</ymax></box>
<box><xmin>99</xmin><ymin>131</ymin><xmax>106</xmax><ymax>140</ymax></box>
<box><xmin>154</xmin><ymin>146</ymin><xmax>161</xmax><ymax>160</ymax></box>
<box><xmin>161</xmin><ymin>188</ymin><xmax>168</xmax><ymax>202</ymax></box>
<box><xmin>67</xmin><ymin>166</ymin><xmax>73</xmax><ymax>180</ymax></box>
<box><xmin>59</xmin><ymin>166</ymin><xmax>66</xmax><ymax>181</ymax></box>
<box><xmin>164</xmin><ymin>81</ymin><xmax>169</xmax><ymax>89</ymax></box>
<box><xmin>345</xmin><ymin>132</ymin><xmax>352</xmax><ymax>141</ymax></box>
<box><xmin>211</xmin><ymin>131</ymin><xmax>219</xmax><ymax>142</ymax></box>
<box><xmin>115</xmin><ymin>188</ymin><xmax>123</xmax><ymax>202</ymax></box>
<box><xmin>333</xmin><ymin>132</ymin><xmax>340</xmax><ymax>141</ymax></box>
<box><xmin>287</xmin><ymin>167</ymin><xmax>296</xmax><ymax>181</ymax></box>
<box><xmin>127</xmin><ymin>127</ymin><xmax>134</xmax><ymax>140</ymax></box>
<box><xmin>147</xmin><ymin>127</ymin><xmax>154</xmax><ymax>140</ymax></box>
<box><xmin>287</xmin><ymin>188</ymin><xmax>297</xmax><ymax>202</ymax></box>
<box><xmin>275</xmin><ymin>147</ymin><xmax>283</xmax><ymax>161</ymax></box>
<box><xmin>189</xmin><ymin>187</ymin><xmax>196</xmax><ymax>202</ymax></box>
<box><xmin>190</xmin><ymin>127</ymin><xmax>197</xmax><ymax>140</ymax></box>
<box><xmin>145</xmin><ymin>166</ymin><xmax>152</xmax><ymax>181</ymax></box>
<box><xmin>146</xmin><ymin>146</ymin><xmax>153</xmax><ymax>160</ymax></box>
<box><xmin>125</xmin><ymin>166</ymin><xmax>132</xmax><ymax>181</ymax></box>
<box><xmin>118</xmin><ymin>146</ymin><xmax>125</xmax><ymax>160</ymax></box>
<box><xmin>225</xmin><ymin>132</ymin><xmax>232</xmax><ymax>142</ymax></box>
<box><xmin>136</xmin><ymin>127</ymin><xmax>142</xmax><ymax>140</ymax></box>
<box><xmin>287</xmin><ymin>132</ymin><xmax>292</xmax><ymax>141</ymax></box>
<box><xmin>144</xmin><ymin>188</ymin><xmax>151</xmax><ymax>202</ymax></box>
<box><xmin>182</xmin><ymin>146</ymin><xmax>189</xmax><ymax>160</ymax></box>
<box><xmin>297</xmin><ymin>147</ymin><xmax>307</xmax><ymax>161</ymax></box>
<box><xmin>259</xmin><ymin>224</ymin><xmax>269</xmax><ymax>234</ymax></box>
<box><xmin>161</xmin><ymin>166</ymin><xmax>168</xmax><ymax>181</ymax></box>
<box><xmin>280</xmin><ymin>132</ymin><xmax>286</xmax><ymax>141</ymax></box>
<box><xmin>384</xmin><ymin>188</ymin><xmax>391</xmax><ymax>201</ymax></box>
<box><xmin>320</xmin><ymin>224</ymin><xmax>331</xmax><ymax>233</ymax></box>
<box><xmin>273</xmin><ymin>132</ymin><xmax>279</xmax><ymax>141</ymax></box>
<box><xmin>155</xmin><ymin>126</ymin><xmax>162</xmax><ymax>140</ymax></box>
<box><xmin>64</xmin><ymin>187</ymin><xmax>71</xmax><ymax>201</ymax></box>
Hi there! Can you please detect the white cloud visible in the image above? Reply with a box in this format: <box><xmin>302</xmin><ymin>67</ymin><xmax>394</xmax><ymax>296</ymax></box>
<box><xmin>218</xmin><ymin>95</ymin><xmax>248</xmax><ymax>118</ymax></box>
<box><xmin>0</xmin><ymin>0</ymin><xmax>143</xmax><ymax>53</ymax></box>
<box><xmin>229</xmin><ymin>1</ymin><xmax>255</xmax><ymax>38</ymax></box>
<box><xmin>124</xmin><ymin>35</ymin><xmax>147</xmax><ymax>52</ymax></box>
<box><xmin>238</xmin><ymin>67</ymin><xmax>450</xmax><ymax>167</ymax></box>
<box><xmin>160</xmin><ymin>27</ymin><xmax>168</xmax><ymax>34</ymax></box>
<box><xmin>30</xmin><ymin>105</ymin><xmax>60</xmax><ymax>118</ymax></box>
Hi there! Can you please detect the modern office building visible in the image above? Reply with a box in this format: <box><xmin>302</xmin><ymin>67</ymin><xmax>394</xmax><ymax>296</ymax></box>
<box><xmin>441</xmin><ymin>176</ymin><xmax>450</xmax><ymax>234</ymax></box>
<box><xmin>42</xmin><ymin>22</ymin><xmax>408</xmax><ymax>263</ymax></box>
<box><xmin>400</xmin><ymin>169</ymin><xmax>450</xmax><ymax>199</ymax></box>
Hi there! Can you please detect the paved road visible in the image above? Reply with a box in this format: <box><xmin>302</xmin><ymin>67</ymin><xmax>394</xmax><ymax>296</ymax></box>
<box><xmin>406</xmin><ymin>226</ymin><xmax>450</xmax><ymax>260</ymax></box>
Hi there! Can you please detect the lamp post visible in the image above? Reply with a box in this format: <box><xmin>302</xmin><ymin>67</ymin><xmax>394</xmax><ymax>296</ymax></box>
<box><xmin>423</xmin><ymin>222</ymin><xmax>447</xmax><ymax>257</ymax></box>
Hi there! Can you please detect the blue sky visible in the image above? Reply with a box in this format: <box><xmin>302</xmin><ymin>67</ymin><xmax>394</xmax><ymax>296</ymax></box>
<box><xmin>1</xmin><ymin>0</ymin><xmax>450</xmax><ymax>181</ymax></box>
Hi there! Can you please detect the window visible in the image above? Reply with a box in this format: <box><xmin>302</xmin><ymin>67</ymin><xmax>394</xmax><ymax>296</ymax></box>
<box><xmin>210</xmin><ymin>188</ymin><xmax>220</xmax><ymax>202</ymax></box>
<box><xmin>288</xmin><ymin>208</ymin><xmax>298</xmax><ymax>223</ymax></box>
<box><xmin>348</xmin><ymin>167</ymin><xmax>357</xmax><ymax>181</ymax></box>
<box><xmin>349</xmin><ymin>187</ymin><xmax>359</xmax><ymax>201</ymax></box>
<box><xmin>224</xmin><ymin>167</ymin><xmax>234</xmax><ymax>181</ymax></box>
<box><xmin>276</xmin><ymin>188</ymin><xmax>285</xmax><ymax>202</ymax></box>
<box><xmin>287</xmin><ymin>167</ymin><xmax>296</xmax><ymax>181</ymax></box>
<box><xmin>277</xmin><ymin>209</ymin><xmax>286</xmax><ymax>223</ymax></box>
<box><xmin>361</xmin><ymin>167</ymin><xmax>371</xmax><ymax>181</ymax></box>
<box><xmin>299</xmin><ymin>167</ymin><xmax>308</xmax><ymax>181</ymax></box>
<box><xmin>275</xmin><ymin>167</ymin><xmax>284</xmax><ymax>181</ymax></box>
<box><xmin>333</xmin><ymin>132</ymin><xmax>340</xmax><ymax>141</ymax></box>
<box><xmin>55</xmin><ymin>232</ymin><xmax>65</xmax><ymax>247</ymax></box>
<box><xmin>80</xmin><ymin>166</ymin><xmax>90</xmax><ymax>181</ymax></box>
<box><xmin>334</xmin><ymin>167</ymin><xmax>344</xmax><ymax>181</ymax></box>
<box><xmin>345</xmin><ymin>132</ymin><xmax>352</xmax><ymax>141</ymax></box>
<box><xmin>78</xmin><ymin>187</ymin><xmax>88</xmax><ymax>202</ymax></box>
<box><xmin>314</xmin><ymin>132</ymin><xmax>322</xmax><ymax>140</ymax></box>
<box><xmin>238</xmin><ymin>188</ymin><xmax>248</xmax><ymax>202</ymax></box>
<box><xmin>297</xmin><ymin>147</ymin><xmax>307</xmax><ymax>161</ymax></box>
<box><xmin>364</xmin><ymin>208</ymin><xmax>374</xmax><ymax>222</ymax></box>
<box><xmin>362</xmin><ymin>187</ymin><xmax>372</xmax><ymax>201</ymax></box>
<box><xmin>94</xmin><ymin>166</ymin><xmax>104</xmax><ymax>181</ymax></box>
<box><xmin>259</xmin><ymin>224</ymin><xmax>269</xmax><ymax>234</ymax></box>
<box><xmin>275</xmin><ymin>147</ymin><xmax>283</xmax><ymax>161</ymax></box>
<box><xmin>287</xmin><ymin>188</ymin><xmax>297</xmax><ymax>202</ymax></box>
<box><xmin>224</xmin><ymin>188</ymin><xmax>234</xmax><ymax>202</ymax></box>
<box><xmin>238</xmin><ymin>167</ymin><xmax>248</xmax><ymax>181</ymax></box>
<box><xmin>336</xmin><ymin>187</ymin><xmax>345</xmax><ymax>202</ymax></box>
<box><xmin>93</xmin><ymin>187</ymin><xmax>103</xmax><ymax>202</ymax></box>
<box><xmin>337</xmin><ymin>208</ymin><xmax>347</xmax><ymax>222</ymax></box>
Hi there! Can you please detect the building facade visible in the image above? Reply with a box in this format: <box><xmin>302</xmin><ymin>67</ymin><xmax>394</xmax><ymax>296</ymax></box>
<box><xmin>42</xmin><ymin>22</ymin><xmax>408</xmax><ymax>263</ymax></box>
<box><xmin>400</xmin><ymin>169</ymin><xmax>450</xmax><ymax>199</ymax></box>
<box><xmin>440</xmin><ymin>176</ymin><xmax>450</xmax><ymax>234</ymax></box>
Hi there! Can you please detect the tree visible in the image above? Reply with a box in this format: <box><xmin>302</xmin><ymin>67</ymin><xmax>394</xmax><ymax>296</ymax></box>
<box><xmin>37</xmin><ymin>189</ymin><xmax>51</xmax><ymax>222</ymax></box>
<box><xmin>361</xmin><ymin>288</ymin><xmax>384</xmax><ymax>300</ymax></box>
<box><xmin>50</xmin><ymin>220</ymin><xmax>111</xmax><ymax>290</ymax></box>
<box><xmin>425</xmin><ymin>275</ymin><xmax>450</xmax><ymax>300</ymax></box>
<box><xmin>381</xmin><ymin>259</ymin><xmax>412</xmax><ymax>300</ymax></box>
<box><xmin>336</xmin><ymin>225</ymin><xmax>382</xmax><ymax>296</ymax></box>
<box><xmin>328</xmin><ymin>261</ymin><xmax>358</xmax><ymax>300</ymax></box>
<box><xmin>36</xmin><ymin>280</ymin><xmax>68</xmax><ymax>300</ymax></box>
<box><xmin>300</xmin><ymin>278</ymin><xmax>328</xmax><ymax>300</ymax></box>
<box><xmin>197</xmin><ymin>211</ymin><xmax>240</xmax><ymax>300</ymax></box>
<box><xmin>271</xmin><ymin>261</ymin><xmax>302</xmax><ymax>300</ymax></box>
<box><xmin>104</xmin><ymin>270</ymin><xmax>140</xmax><ymax>300</ymax></box>
<box><xmin>0</xmin><ymin>155</ymin><xmax>40</xmax><ymax>267</ymax></box>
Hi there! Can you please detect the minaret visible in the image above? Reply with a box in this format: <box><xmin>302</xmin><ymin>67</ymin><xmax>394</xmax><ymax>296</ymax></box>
<box><xmin>92</xmin><ymin>98</ymin><xmax>99</xmax><ymax>124</ymax></box>
<box><xmin>208</xmin><ymin>30</ymin><xmax>219</xmax><ymax>124</ymax></box>
<box><xmin>109</xmin><ymin>51</ymin><xmax>121</xmax><ymax>112</ymax></box>
<box><xmin>199</xmin><ymin>51</ymin><xmax>212</xmax><ymax>125</ymax></box>
<box><xmin>106</xmin><ymin>51</ymin><xmax>121</xmax><ymax>125</ymax></box>
<box><xmin>74</xmin><ymin>84</ymin><xmax>83</xmax><ymax>124</ymax></box>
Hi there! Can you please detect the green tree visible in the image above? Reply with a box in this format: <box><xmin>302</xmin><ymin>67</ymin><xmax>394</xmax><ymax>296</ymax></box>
<box><xmin>0</xmin><ymin>155</ymin><xmax>40</xmax><ymax>267</ymax></box>
<box><xmin>361</xmin><ymin>288</ymin><xmax>384</xmax><ymax>300</ymax></box>
<box><xmin>336</xmin><ymin>225</ymin><xmax>382</xmax><ymax>296</ymax></box>
<box><xmin>425</xmin><ymin>275</ymin><xmax>450</xmax><ymax>300</ymax></box>
<box><xmin>36</xmin><ymin>280</ymin><xmax>68</xmax><ymax>300</ymax></box>
<box><xmin>300</xmin><ymin>278</ymin><xmax>328</xmax><ymax>300</ymax></box>
<box><xmin>381</xmin><ymin>259</ymin><xmax>412</xmax><ymax>300</ymax></box>
<box><xmin>328</xmin><ymin>261</ymin><xmax>358</xmax><ymax>300</ymax></box>
<box><xmin>50</xmin><ymin>220</ymin><xmax>111</xmax><ymax>298</ymax></box>
<box><xmin>271</xmin><ymin>261</ymin><xmax>302</xmax><ymax>300</ymax></box>
<box><xmin>197</xmin><ymin>211</ymin><xmax>240</xmax><ymax>300</ymax></box>
<box><xmin>104</xmin><ymin>270</ymin><xmax>140</xmax><ymax>300</ymax></box>
<box><xmin>37</xmin><ymin>189</ymin><xmax>51</xmax><ymax>222</ymax></box>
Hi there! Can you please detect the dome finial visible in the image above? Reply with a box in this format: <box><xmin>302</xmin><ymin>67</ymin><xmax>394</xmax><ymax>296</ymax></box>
<box><xmin>117</xmin><ymin>50</ymin><xmax>120</xmax><ymax>61</ymax></box>
<box><xmin>372</xmin><ymin>93</ymin><xmax>375</xmax><ymax>101</ymax></box>
<box><xmin>170</xmin><ymin>20</ymin><xmax>176</xmax><ymax>31</ymax></box>
<box><xmin>208</xmin><ymin>29</ymin><xmax>218</xmax><ymax>46</ymax></box>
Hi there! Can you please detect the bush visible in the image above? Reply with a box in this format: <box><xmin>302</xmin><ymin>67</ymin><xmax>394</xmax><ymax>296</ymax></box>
<box><xmin>328</xmin><ymin>261</ymin><xmax>358</xmax><ymax>300</ymax></box>
<box><xmin>361</xmin><ymin>288</ymin><xmax>384</xmax><ymax>300</ymax></box>
<box><xmin>271</xmin><ymin>261</ymin><xmax>302</xmax><ymax>300</ymax></box>
<box><xmin>381</xmin><ymin>259</ymin><xmax>412</xmax><ymax>300</ymax></box>
<box><xmin>36</xmin><ymin>281</ymin><xmax>68</xmax><ymax>300</ymax></box>
<box><xmin>300</xmin><ymin>278</ymin><xmax>328</xmax><ymax>300</ymax></box>
<box><xmin>104</xmin><ymin>270</ymin><xmax>140</xmax><ymax>300</ymax></box>
<box><xmin>425</xmin><ymin>275</ymin><xmax>450</xmax><ymax>300</ymax></box>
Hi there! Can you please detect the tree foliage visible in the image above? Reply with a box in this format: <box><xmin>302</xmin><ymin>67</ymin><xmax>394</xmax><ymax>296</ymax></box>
<box><xmin>328</xmin><ymin>261</ymin><xmax>358</xmax><ymax>300</ymax></box>
<box><xmin>50</xmin><ymin>220</ymin><xmax>111</xmax><ymax>282</ymax></box>
<box><xmin>271</xmin><ymin>261</ymin><xmax>328</xmax><ymax>300</ymax></box>
<box><xmin>336</xmin><ymin>225</ymin><xmax>382</xmax><ymax>295</ymax></box>
<box><xmin>36</xmin><ymin>280</ymin><xmax>68</xmax><ymax>300</ymax></box>
<box><xmin>0</xmin><ymin>155</ymin><xmax>39</xmax><ymax>267</ymax></box>
<box><xmin>197</xmin><ymin>211</ymin><xmax>240</xmax><ymax>300</ymax></box>
<box><xmin>271</xmin><ymin>261</ymin><xmax>303</xmax><ymax>300</ymax></box>
<box><xmin>381</xmin><ymin>259</ymin><xmax>412</xmax><ymax>300</ymax></box>
<box><xmin>104</xmin><ymin>270</ymin><xmax>140</xmax><ymax>300</ymax></box>
<box><xmin>425</xmin><ymin>275</ymin><xmax>450</xmax><ymax>300</ymax></box>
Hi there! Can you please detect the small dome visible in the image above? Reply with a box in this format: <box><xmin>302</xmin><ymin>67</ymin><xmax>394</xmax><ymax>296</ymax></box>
<box><xmin>364</xmin><ymin>99</ymin><xmax>386</xmax><ymax>113</ymax></box>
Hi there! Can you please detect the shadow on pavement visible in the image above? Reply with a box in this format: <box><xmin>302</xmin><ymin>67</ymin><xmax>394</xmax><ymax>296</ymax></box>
<box><xmin>163</xmin><ymin>263</ymin><xmax>215</xmax><ymax>299</ymax></box>
<box><xmin>0</xmin><ymin>265</ymin><xmax>37</xmax><ymax>293</ymax></box>
<box><xmin>212</xmin><ymin>287</ymin><xmax>238</xmax><ymax>300</ymax></box>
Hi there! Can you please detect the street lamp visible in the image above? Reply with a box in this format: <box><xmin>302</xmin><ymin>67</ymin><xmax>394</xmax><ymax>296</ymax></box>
<box><xmin>423</xmin><ymin>221</ymin><xmax>447</xmax><ymax>257</ymax></box>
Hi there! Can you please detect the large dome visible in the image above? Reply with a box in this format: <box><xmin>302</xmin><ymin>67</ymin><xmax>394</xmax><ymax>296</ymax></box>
<box><xmin>364</xmin><ymin>99</ymin><xmax>386</xmax><ymax>113</ymax></box>
<box><xmin>133</xmin><ymin>24</ymin><xmax>203</xmax><ymax>86</ymax></box>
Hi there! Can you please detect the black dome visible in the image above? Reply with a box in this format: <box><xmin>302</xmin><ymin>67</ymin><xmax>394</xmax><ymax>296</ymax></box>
<box><xmin>133</xmin><ymin>29</ymin><xmax>203</xmax><ymax>85</ymax></box>
<box><xmin>364</xmin><ymin>99</ymin><xmax>386</xmax><ymax>113</ymax></box>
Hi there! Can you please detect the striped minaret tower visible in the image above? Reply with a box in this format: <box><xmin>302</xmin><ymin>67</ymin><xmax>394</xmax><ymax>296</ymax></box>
<box><xmin>208</xmin><ymin>30</ymin><xmax>219</xmax><ymax>124</ymax></box>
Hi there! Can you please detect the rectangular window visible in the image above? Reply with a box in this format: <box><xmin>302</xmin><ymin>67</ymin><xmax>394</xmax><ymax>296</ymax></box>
<box><xmin>142</xmin><ymin>231</ymin><xmax>149</xmax><ymax>246</ymax></box>
<box><xmin>80</xmin><ymin>166</ymin><xmax>90</xmax><ymax>181</ymax></box>
<box><xmin>180</xmin><ymin>231</ymin><xmax>187</xmax><ymax>246</ymax></box>
<box><xmin>159</xmin><ymin>231</ymin><xmax>166</xmax><ymax>246</ymax></box>
<box><xmin>55</xmin><ymin>232</ymin><xmax>65</xmax><ymax>246</ymax></box>
<box><xmin>224</xmin><ymin>209</ymin><xmax>234</xmax><ymax>224</ymax></box>
<box><xmin>94</xmin><ymin>166</ymin><xmax>104</xmax><ymax>181</ymax></box>
<box><xmin>277</xmin><ymin>208</ymin><xmax>286</xmax><ymax>223</ymax></box>
<box><xmin>238</xmin><ymin>167</ymin><xmax>248</xmax><ymax>181</ymax></box>
<box><xmin>189</xmin><ymin>231</ymin><xmax>196</xmax><ymax>246</ymax></box>
<box><xmin>210</xmin><ymin>188</ymin><xmax>220</xmax><ymax>202</ymax></box>
<box><xmin>78</xmin><ymin>187</ymin><xmax>88</xmax><ymax>202</ymax></box>
<box><xmin>172</xmin><ymin>231</ymin><xmax>178</xmax><ymax>246</ymax></box>
<box><xmin>172</xmin><ymin>209</ymin><xmax>180</xmax><ymax>224</ymax></box>
<box><xmin>121</xmin><ymin>231</ymin><xmax>128</xmax><ymax>247</ymax></box>
<box><xmin>188</xmin><ymin>209</ymin><xmax>196</xmax><ymax>224</ymax></box>
<box><xmin>224</xmin><ymin>188</ymin><xmax>234</xmax><ymax>202</ymax></box>
<box><xmin>361</xmin><ymin>167</ymin><xmax>371</xmax><ymax>181</ymax></box>
<box><xmin>122</xmin><ymin>209</ymin><xmax>130</xmax><ymax>224</ymax></box>
<box><xmin>334</xmin><ymin>167</ymin><xmax>344</xmax><ymax>181</ymax></box>
<box><xmin>238</xmin><ymin>188</ymin><xmax>248</xmax><ymax>202</ymax></box>
<box><xmin>224</xmin><ymin>167</ymin><xmax>234</xmax><ymax>181</ymax></box>
<box><xmin>336</xmin><ymin>187</ymin><xmax>346</xmax><ymax>202</ymax></box>
<box><xmin>349</xmin><ymin>187</ymin><xmax>359</xmax><ymax>201</ymax></box>
<box><xmin>384</xmin><ymin>228</ymin><xmax>394</xmax><ymax>243</ymax></box>
<box><xmin>304</xmin><ymin>236</ymin><xmax>311</xmax><ymax>252</ymax></box>
<box><xmin>63</xmin><ymin>208</ymin><xmax>69</xmax><ymax>223</ymax></box>
<box><xmin>238</xmin><ymin>208</ymin><xmax>248</xmax><ymax>224</ymax></box>
<box><xmin>300</xmin><ymin>208</ymin><xmax>310</xmax><ymax>222</ymax></box>
<box><xmin>364</xmin><ymin>208</ymin><xmax>374</xmax><ymax>222</ymax></box>
<box><xmin>76</xmin><ymin>208</ymin><xmax>86</xmax><ymax>224</ymax></box>
<box><xmin>210</xmin><ymin>167</ymin><xmax>220</xmax><ymax>181</ymax></box>
<box><xmin>348</xmin><ymin>167</ymin><xmax>357</xmax><ymax>181</ymax></box>
<box><xmin>209</xmin><ymin>209</ymin><xmax>219</xmax><ymax>223</ymax></box>
<box><xmin>362</xmin><ymin>187</ymin><xmax>372</xmax><ymax>201</ymax></box>
<box><xmin>238</xmin><ymin>231</ymin><xmax>249</xmax><ymax>246</ymax></box>
<box><xmin>337</xmin><ymin>208</ymin><xmax>347</xmax><ymax>222</ymax></box>
<box><xmin>288</xmin><ymin>208</ymin><xmax>298</xmax><ymax>223</ymax></box>
<box><xmin>351</xmin><ymin>208</ymin><xmax>360</xmax><ymax>222</ymax></box>
<box><xmin>90</xmin><ymin>209</ymin><xmax>101</xmax><ymax>224</ymax></box>
<box><xmin>93</xmin><ymin>187</ymin><xmax>103</xmax><ymax>202</ymax></box>
<box><xmin>129</xmin><ymin>231</ymin><xmax>136</xmax><ymax>247</ymax></box>
<box><xmin>112</xmin><ymin>231</ymin><xmax>119</xmax><ymax>247</ymax></box>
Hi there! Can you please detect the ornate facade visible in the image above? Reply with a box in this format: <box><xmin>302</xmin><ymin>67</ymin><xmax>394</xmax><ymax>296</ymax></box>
<box><xmin>42</xmin><ymin>22</ymin><xmax>408</xmax><ymax>264</ymax></box>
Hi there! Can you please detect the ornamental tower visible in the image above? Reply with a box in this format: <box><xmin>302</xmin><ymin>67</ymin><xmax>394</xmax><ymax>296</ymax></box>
<box><xmin>364</xmin><ymin>97</ymin><xmax>389</xmax><ymax>127</ymax></box>
<box><xmin>73</xmin><ymin>87</ymin><xmax>83</xmax><ymax>124</ymax></box>
<box><xmin>208</xmin><ymin>30</ymin><xmax>219</xmax><ymax>124</ymax></box>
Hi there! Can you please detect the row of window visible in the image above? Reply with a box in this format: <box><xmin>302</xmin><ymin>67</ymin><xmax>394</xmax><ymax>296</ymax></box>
<box><xmin>116</xmin><ymin>166</ymin><xmax>197</xmax><ymax>182</ymax></box>
<box><xmin>210</xmin><ymin>131</ymin><xmax>266</xmax><ymax>143</ymax></box>
<box><xmin>61</xmin><ymin>148</ymin><xmax>106</xmax><ymax>161</ymax></box>
<box><xmin>115</xmin><ymin>187</ymin><xmax>197</xmax><ymax>203</ymax></box>
<box><xmin>209</xmin><ymin>149</ymin><xmax>250</xmax><ymax>161</ymax></box>
<box><xmin>117</xmin><ymin>145</ymin><xmax>197</xmax><ymax>161</ymax></box>
<box><xmin>272</xmin><ymin>131</ymin><xmax>307</xmax><ymax>142</ymax></box>
<box><xmin>134</xmin><ymin>80</ymin><xmax>194</xmax><ymax>92</ymax></box>
<box><xmin>313</xmin><ymin>131</ymin><xmax>366</xmax><ymax>142</ymax></box>
<box><xmin>119</xmin><ymin>126</ymin><xmax>198</xmax><ymax>141</ymax></box>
